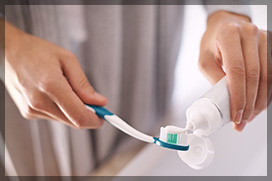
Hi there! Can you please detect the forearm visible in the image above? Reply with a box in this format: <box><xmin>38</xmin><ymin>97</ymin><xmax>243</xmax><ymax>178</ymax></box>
<box><xmin>0</xmin><ymin>19</ymin><xmax>25</xmax><ymax>82</ymax></box>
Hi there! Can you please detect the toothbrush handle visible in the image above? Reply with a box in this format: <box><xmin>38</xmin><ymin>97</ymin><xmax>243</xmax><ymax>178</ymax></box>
<box><xmin>86</xmin><ymin>105</ymin><xmax>114</xmax><ymax>119</ymax></box>
<box><xmin>85</xmin><ymin>104</ymin><xmax>154</xmax><ymax>143</ymax></box>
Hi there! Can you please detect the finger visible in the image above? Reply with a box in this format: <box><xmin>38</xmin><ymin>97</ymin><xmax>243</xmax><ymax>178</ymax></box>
<box><xmin>39</xmin><ymin>75</ymin><xmax>104</xmax><ymax>129</ymax></box>
<box><xmin>198</xmin><ymin>48</ymin><xmax>226</xmax><ymax>85</ymax></box>
<box><xmin>28</xmin><ymin>92</ymin><xmax>82</xmax><ymax>128</ymax></box>
<box><xmin>14</xmin><ymin>87</ymin><xmax>79</xmax><ymax>128</ymax></box>
<box><xmin>216</xmin><ymin>24</ymin><xmax>246</xmax><ymax>124</ymax></box>
<box><xmin>240</xmin><ymin>24</ymin><xmax>260</xmax><ymax>121</ymax></box>
<box><xmin>59</xmin><ymin>52</ymin><xmax>107</xmax><ymax>106</ymax></box>
<box><xmin>249</xmin><ymin>31</ymin><xmax>268</xmax><ymax>122</ymax></box>
<box><xmin>28</xmin><ymin>107</ymin><xmax>79</xmax><ymax>128</ymax></box>
<box><xmin>5</xmin><ymin>83</ymin><xmax>54</xmax><ymax>121</ymax></box>
<box><xmin>233</xmin><ymin>121</ymin><xmax>247</xmax><ymax>132</ymax></box>
<box><xmin>25</xmin><ymin>107</ymin><xmax>55</xmax><ymax>121</ymax></box>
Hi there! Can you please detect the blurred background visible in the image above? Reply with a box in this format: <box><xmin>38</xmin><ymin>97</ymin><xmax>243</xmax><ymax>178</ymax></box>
<box><xmin>115</xmin><ymin>4</ymin><xmax>268</xmax><ymax>176</ymax></box>
<box><xmin>2</xmin><ymin>4</ymin><xmax>268</xmax><ymax>177</ymax></box>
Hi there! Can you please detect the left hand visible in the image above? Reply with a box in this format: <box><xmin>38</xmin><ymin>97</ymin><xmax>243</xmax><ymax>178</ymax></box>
<box><xmin>199</xmin><ymin>11</ymin><xmax>271</xmax><ymax>132</ymax></box>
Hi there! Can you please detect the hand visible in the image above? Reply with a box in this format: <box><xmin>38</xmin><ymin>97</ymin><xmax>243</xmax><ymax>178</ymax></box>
<box><xmin>198</xmin><ymin>11</ymin><xmax>271</xmax><ymax>132</ymax></box>
<box><xmin>4</xmin><ymin>21</ymin><xmax>108</xmax><ymax>129</ymax></box>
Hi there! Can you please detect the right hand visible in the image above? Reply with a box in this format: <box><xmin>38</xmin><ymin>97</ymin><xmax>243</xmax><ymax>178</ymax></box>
<box><xmin>4</xmin><ymin>21</ymin><xmax>108</xmax><ymax>129</ymax></box>
<box><xmin>198</xmin><ymin>12</ymin><xmax>271</xmax><ymax>132</ymax></box>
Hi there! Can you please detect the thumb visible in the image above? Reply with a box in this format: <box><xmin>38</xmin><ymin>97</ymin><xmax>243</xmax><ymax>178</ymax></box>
<box><xmin>198</xmin><ymin>49</ymin><xmax>226</xmax><ymax>85</ymax></box>
<box><xmin>60</xmin><ymin>53</ymin><xmax>108</xmax><ymax>106</ymax></box>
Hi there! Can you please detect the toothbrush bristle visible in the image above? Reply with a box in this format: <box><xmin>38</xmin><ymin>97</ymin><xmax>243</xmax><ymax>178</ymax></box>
<box><xmin>167</xmin><ymin>133</ymin><xmax>178</xmax><ymax>144</ymax></box>
<box><xmin>159</xmin><ymin>126</ymin><xmax>188</xmax><ymax>146</ymax></box>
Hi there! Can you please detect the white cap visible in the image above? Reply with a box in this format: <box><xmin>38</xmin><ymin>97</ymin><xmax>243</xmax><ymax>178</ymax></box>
<box><xmin>177</xmin><ymin>134</ymin><xmax>214</xmax><ymax>170</ymax></box>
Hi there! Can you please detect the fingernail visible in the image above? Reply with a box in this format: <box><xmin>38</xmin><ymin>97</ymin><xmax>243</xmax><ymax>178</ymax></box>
<box><xmin>233</xmin><ymin>121</ymin><xmax>246</xmax><ymax>132</ymax></box>
<box><xmin>239</xmin><ymin>121</ymin><xmax>247</xmax><ymax>132</ymax></box>
<box><xmin>234</xmin><ymin>110</ymin><xmax>243</xmax><ymax>124</ymax></box>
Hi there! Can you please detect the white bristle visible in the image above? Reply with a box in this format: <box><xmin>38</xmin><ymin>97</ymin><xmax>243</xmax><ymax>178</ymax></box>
<box><xmin>159</xmin><ymin>125</ymin><xmax>188</xmax><ymax>146</ymax></box>
<box><xmin>159</xmin><ymin>127</ymin><xmax>167</xmax><ymax>142</ymax></box>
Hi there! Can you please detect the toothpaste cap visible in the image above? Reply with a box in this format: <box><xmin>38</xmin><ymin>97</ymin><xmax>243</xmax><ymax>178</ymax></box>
<box><xmin>178</xmin><ymin>134</ymin><xmax>214</xmax><ymax>170</ymax></box>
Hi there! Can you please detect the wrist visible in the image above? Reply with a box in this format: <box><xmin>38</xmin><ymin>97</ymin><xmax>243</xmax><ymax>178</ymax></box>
<box><xmin>5</xmin><ymin>21</ymin><xmax>27</xmax><ymax>49</ymax></box>
<box><xmin>5</xmin><ymin>21</ymin><xmax>30</xmax><ymax>66</ymax></box>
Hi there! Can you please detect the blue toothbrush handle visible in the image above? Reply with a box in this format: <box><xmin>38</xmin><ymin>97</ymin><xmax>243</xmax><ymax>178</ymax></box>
<box><xmin>85</xmin><ymin>104</ymin><xmax>114</xmax><ymax>119</ymax></box>
<box><xmin>85</xmin><ymin>104</ymin><xmax>189</xmax><ymax>151</ymax></box>
<box><xmin>84</xmin><ymin>104</ymin><xmax>154</xmax><ymax>143</ymax></box>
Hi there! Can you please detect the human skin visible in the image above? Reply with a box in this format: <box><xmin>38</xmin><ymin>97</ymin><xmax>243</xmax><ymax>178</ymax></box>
<box><xmin>4</xmin><ymin>20</ymin><xmax>108</xmax><ymax>129</ymax></box>
<box><xmin>3</xmin><ymin>11</ymin><xmax>271</xmax><ymax>131</ymax></box>
<box><xmin>199</xmin><ymin>11</ymin><xmax>271</xmax><ymax>131</ymax></box>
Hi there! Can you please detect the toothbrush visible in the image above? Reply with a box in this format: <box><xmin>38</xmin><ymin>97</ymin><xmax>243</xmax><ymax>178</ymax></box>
<box><xmin>85</xmin><ymin>104</ymin><xmax>189</xmax><ymax>151</ymax></box>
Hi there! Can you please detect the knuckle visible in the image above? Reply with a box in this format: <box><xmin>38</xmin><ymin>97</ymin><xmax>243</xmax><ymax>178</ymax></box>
<box><xmin>229</xmin><ymin>66</ymin><xmax>246</xmax><ymax>77</ymax></box>
<box><xmin>247</xmin><ymin>69</ymin><xmax>260</xmax><ymax>83</ymax></box>
<box><xmin>21</xmin><ymin>106</ymin><xmax>34</xmax><ymax>120</ymax></box>
<box><xmin>243</xmin><ymin>23</ymin><xmax>258</xmax><ymax>35</ymax></box>
<box><xmin>65</xmin><ymin>51</ymin><xmax>77</xmax><ymax>61</ymax></box>
<box><xmin>216</xmin><ymin>23</ymin><xmax>240</xmax><ymax>41</ymax></box>
<box><xmin>29</xmin><ymin>100</ymin><xmax>43</xmax><ymax>110</ymax></box>
<box><xmin>224</xmin><ymin>22</ymin><xmax>240</xmax><ymax>34</ymax></box>
<box><xmin>78</xmin><ymin>78</ymin><xmax>91</xmax><ymax>90</ymax></box>
<box><xmin>39</xmin><ymin>78</ymin><xmax>55</xmax><ymax>93</ymax></box>
<box><xmin>198</xmin><ymin>60</ymin><xmax>208</xmax><ymax>72</ymax></box>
